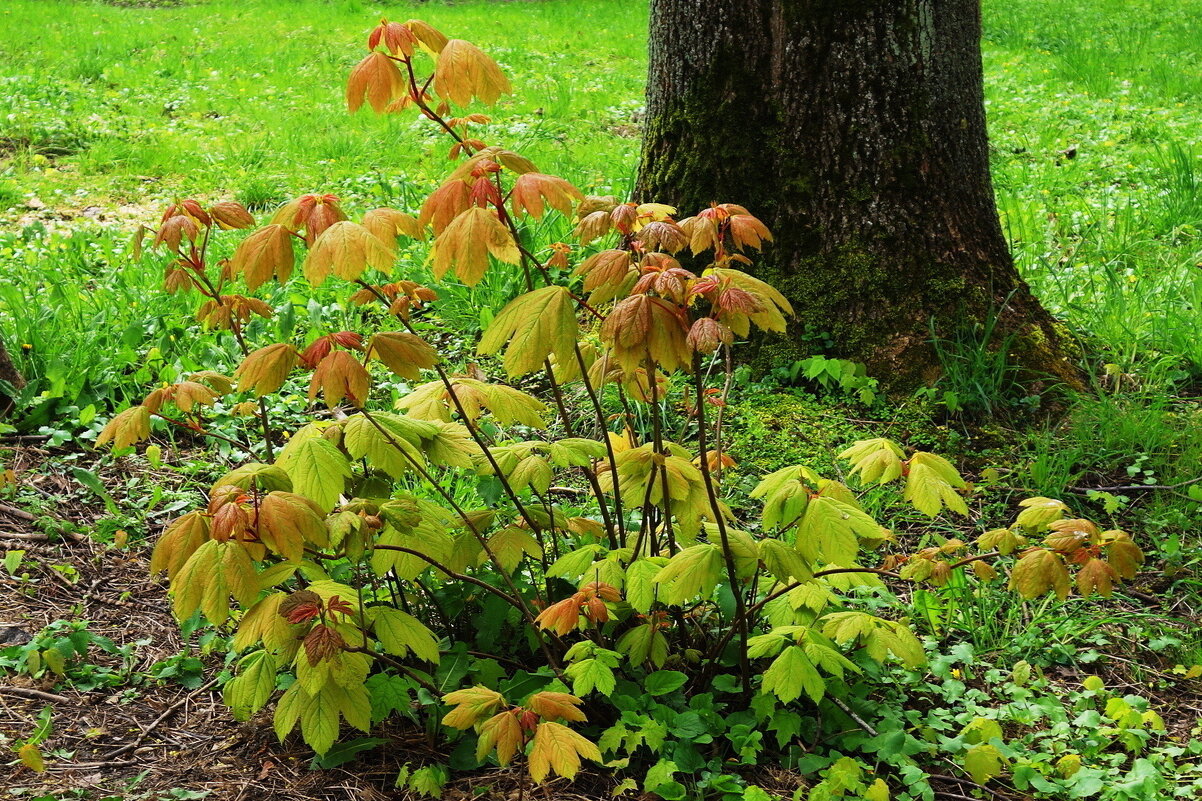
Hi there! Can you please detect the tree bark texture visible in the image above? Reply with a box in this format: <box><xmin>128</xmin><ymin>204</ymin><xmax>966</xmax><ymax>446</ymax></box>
<box><xmin>0</xmin><ymin>336</ymin><xmax>24</xmax><ymax>389</ymax></box>
<box><xmin>637</xmin><ymin>0</ymin><xmax>1078</xmax><ymax>389</ymax></box>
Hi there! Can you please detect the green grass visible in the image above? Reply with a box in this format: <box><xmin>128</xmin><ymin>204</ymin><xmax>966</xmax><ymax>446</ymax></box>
<box><xmin>983</xmin><ymin>0</ymin><xmax>1202</xmax><ymax>381</ymax></box>
<box><xmin>1</xmin><ymin>0</ymin><xmax>1201</xmax><ymax>434</ymax></box>
<box><xmin>0</xmin><ymin>0</ymin><xmax>646</xmax><ymax>211</ymax></box>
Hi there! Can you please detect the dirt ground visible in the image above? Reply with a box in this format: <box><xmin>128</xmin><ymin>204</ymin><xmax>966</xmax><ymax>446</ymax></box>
<box><xmin>3</xmin><ymin>444</ymin><xmax>1200</xmax><ymax>801</ymax></box>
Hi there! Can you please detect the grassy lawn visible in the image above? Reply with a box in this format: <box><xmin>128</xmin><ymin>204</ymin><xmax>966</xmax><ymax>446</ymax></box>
<box><xmin>1</xmin><ymin>0</ymin><xmax>1200</xmax><ymax>422</ymax></box>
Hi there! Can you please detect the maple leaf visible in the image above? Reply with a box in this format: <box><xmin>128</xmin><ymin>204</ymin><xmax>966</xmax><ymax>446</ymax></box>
<box><xmin>654</xmin><ymin>544</ymin><xmax>722</xmax><ymax>605</ymax></box>
<box><xmin>763</xmin><ymin>645</ymin><xmax>825</xmax><ymax>703</ymax></box>
<box><xmin>477</xmin><ymin>712</ymin><xmax>524</xmax><ymax>766</ymax></box>
<box><xmin>275</xmin><ymin>427</ymin><xmax>353</xmax><ymax>512</ymax></box>
<box><xmin>534</xmin><ymin>595</ymin><xmax>583</xmax><ymax>636</ymax></box>
<box><xmin>258</xmin><ymin>491</ymin><xmax>328</xmax><ymax>562</ymax></box>
<box><xmin>171</xmin><ymin>539</ymin><xmax>258</xmax><ymax>625</ymax></box>
<box><xmin>397</xmin><ymin>377</ymin><xmax>535</xmax><ymax>424</ymax></box>
<box><xmin>728</xmin><ymin>213</ymin><xmax>773</xmax><ymax>251</ymax></box>
<box><xmin>362</xmin><ymin>207</ymin><xmax>423</xmax><ymax>245</ymax></box>
<box><xmin>635</xmin><ymin>220</ymin><xmax>688</xmax><ymax>253</ymax></box>
<box><xmin>147</xmin><ymin>380</ymin><xmax>216</xmax><ymax>413</ymax></box>
<box><xmin>796</xmin><ymin>494</ymin><xmax>880</xmax><ymax>566</ymax></box>
<box><xmin>303</xmin><ymin>221</ymin><xmax>394</xmax><ymax>286</ymax></box>
<box><xmin>279</xmin><ymin>589</ymin><xmax>324</xmax><ymax>625</ymax></box>
<box><xmin>510</xmin><ymin>173</ymin><xmax>583</xmax><ymax>219</ymax></box>
<box><xmin>1076</xmin><ymin>557</ymin><xmax>1118</xmax><ymax>597</ymax></box>
<box><xmin>686</xmin><ymin>317</ymin><xmax>733</xmax><ymax>355</ymax></box>
<box><xmin>309</xmin><ymin>350</ymin><xmax>371</xmax><ymax>408</ymax></box>
<box><xmin>302</xmin><ymin>623</ymin><xmax>346</xmax><ymax>667</ymax></box>
<box><xmin>600</xmin><ymin>295</ymin><xmax>690</xmax><ymax>375</ymax></box>
<box><xmin>418</xmin><ymin>180</ymin><xmax>472</xmax><ymax>236</ymax></box>
<box><xmin>347</xmin><ymin>51</ymin><xmax>405</xmax><ymax>113</ymax></box>
<box><xmin>1103</xmin><ymin>531</ymin><xmax>1144</xmax><ymax>579</ymax></box>
<box><xmin>224</xmin><ymin>650</ymin><xmax>278</xmax><ymax>721</ymax></box>
<box><xmin>97</xmin><ymin>405</ymin><xmax>151</xmax><ymax>450</ymax></box>
<box><xmin>367</xmin><ymin>331</ymin><xmax>439</xmax><ymax>380</ymax></box>
<box><xmin>404</xmin><ymin>19</ymin><xmax>449</xmax><ymax>53</ymax></box>
<box><xmin>1045</xmin><ymin>518</ymin><xmax>1098</xmax><ymax>550</ymax></box>
<box><xmin>273</xmin><ymin>194</ymin><xmax>347</xmax><ymax>246</ymax></box>
<box><xmin>150</xmin><ymin>511</ymin><xmax>210</xmax><ymax>580</ymax></box>
<box><xmin>1009</xmin><ymin>548</ymin><xmax>1070</xmax><ymax>600</ymax></box>
<box><xmin>1014</xmin><ymin>496</ymin><xmax>1069</xmax><ymax>530</ymax></box>
<box><xmin>839</xmin><ymin>438</ymin><xmax>906</xmax><ymax>485</ymax></box>
<box><xmin>441</xmin><ymin>686</ymin><xmax>506</xmax><ymax>729</ymax></box>
<box><xmin>431</xmin><ymin>207</ymin><xmax>520</xmax><ymax>286</ymax></box>
<box><xmin>210</xmin><ymin>201</ymin><xmax>255</xmax><ymax>230</ymax></box>
<box><xmin>978</xmin><ymin>527</ymin><xmax>1025</xmax><ymax>555</ymax></box>
<box><xmin>487</xmin><ymin>526</ymin><xmax>542</xmax><ymax>572</ymax></box>
<box><xmin>371</xmin><ymin>606</ymin><xmax>441</xmax><ymax>663</ymax></box>
<box><xmin>616</xmin><ymin>622</ymin><xmax>668</xmax><ymax>668</ymax></box>
<box><xmin>527</xmin><ymin>692</ymin><xmax>588</xmax><ymax>723</ymax></box>
<box><xmin>189</xmin><ymin>370</ymin><xmax>235</xmax><ymax>395</ymax></box>
<box><xmin>153</xmin><ymin>214</ymin><xmax>199</xmax><ymax>251</ymax></box>
<box><xmin>235</xmin><ymin>343</ymin><xmax>301</xmax><ymax>396</ymax></box>
<box><xmin>708</xmin><ymin>268</ymin><xmax>793</xmax><ymax>336</ymax></box>
<box><xmin>368</xmin><ymin>19</ymin><xmax>417</xmax><ymax>57</ymax></box>
<box><xmin>904</xmin><ymin>451</ymin><xmax>969</xmax><ymax>516</ymax></box>
<box><xmin>433</xmin><ymin>39</ymin><xmax>511</xmax><ymax>107</ymax></box>
<box><xmin>678</xmin><ymin>214</ymin><xmax>723</xmax><ymax>255</ymax></box>
<box><xmin>229</xmin><ymin>224</ymin><xmax>295</xmax><ymax>290</ymax></box>
<box><xmin>477</xmin><ymin>286</ymin><xmax>579</xmax><ymax>378</ymax></box>
<box><xmin>528</xmin><ymin>721</ymin><xmax>602</xmax><ymax>784</ymax></box>
<box><xmin>574</xmin><ymin>249</ymin><xmax>635</xmax><ymax>304</ymax></box>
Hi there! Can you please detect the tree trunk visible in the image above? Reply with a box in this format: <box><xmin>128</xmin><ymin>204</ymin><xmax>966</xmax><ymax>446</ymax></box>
<box><xmin>637</xmin><ymin>0</ymin><xmax>1078</xmax><ymax>390</ymax></box>
<box><xmin>0</xmin><ymin>336</ymin><xmax>25</xmax><ymax>416</ymax></box>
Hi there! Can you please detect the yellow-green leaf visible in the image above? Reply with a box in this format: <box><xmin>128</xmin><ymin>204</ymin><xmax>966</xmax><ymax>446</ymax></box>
<box><xmin>478</xmin><ymin>286</ymin><xmax>579</xmax><ymax>378</ymax></box>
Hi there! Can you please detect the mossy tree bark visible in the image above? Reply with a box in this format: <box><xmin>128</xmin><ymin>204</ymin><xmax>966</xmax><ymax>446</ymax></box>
<box><xmin>0</xmin><ymin>335</ymin><xmax>25</xmax><ymax>416</ymax></box>
<box><xmin>637</xmin><ymin>0</ymin><xmax>1078</xmax><ymax>390</ymax></box>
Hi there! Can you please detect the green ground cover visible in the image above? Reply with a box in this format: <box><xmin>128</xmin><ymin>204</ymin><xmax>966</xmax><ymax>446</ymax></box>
<box><xmin>2</xmin><ymin>2</ymin><xmax>1202</xmax><ymax>799</ymax></box>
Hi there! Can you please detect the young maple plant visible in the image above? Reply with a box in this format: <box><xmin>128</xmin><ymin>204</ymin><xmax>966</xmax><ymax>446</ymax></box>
<box><xmin>101</xmin><ymin>18</ymin><xmax>1145</xmax><ymax>792</ymax></box>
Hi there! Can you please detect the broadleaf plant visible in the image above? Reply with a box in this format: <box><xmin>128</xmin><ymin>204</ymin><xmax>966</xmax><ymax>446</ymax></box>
<box><xmin>100</xmin><ymin>17</ymin><xmax>1146</xmax><ymax>795</ymax></box>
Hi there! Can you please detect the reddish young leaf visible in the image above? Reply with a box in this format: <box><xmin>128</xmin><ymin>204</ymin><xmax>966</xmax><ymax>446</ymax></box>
<box><xmin>302</xmin><ymin>623</ymin><xmax>346</xmax><ymax>666</ymax></box>
<box><xmin>230</xmin><ymin>224</ymin><xmax>295</xmax><ymax>290</ymax></box>
<box><xmin>210</xmin><ymin>201</ymin><xmax>256</xmax><ymax>230</ymax></box>
<box><xmin>368</xmin><ymin>331</ymin><xmax>439</xmax><ymax>380</ymax></box>
<box><xmin>418</xmin><ymin>180</ymin><xmax>472</xmax><ymax>236</ymax></box>
<box><xmin>347</xmin><ymin>51</ymin><xmax>405</xmax><ymax>113</ymax></box>
<box><xmin>258</xmin><ymin>491</ymin><xmax>328</xmax><ymax>562</ymax></box>
<box><xmin>510</xmin><ymin>173</ymin><xmax>583</xmax><ymax>219</ymax></box>
<box><xmin>279</xmin><ymin>589</ymin><xmax>324</xmax><ymax>624</ymax></box>
<box><xmin>153</xmin><ymin>215</ymin><xmax>199</xmax><ymax>251</ymax></box>
<box><xmin>368</xmin><ymin>19</ymin><xmax>417</xmax><ymax>57</ymax></box>
<box><xmin>235</xmin><ymin>343</ymin><xmax>301</xmax><ymax>396</ymax></box>
<box><xmin>309</xmin><ymin>350</ymin><xmax>371</xmax><ymax>408</ymax></box>
<box><xmin>534</xmin><ymin>595</ymin><xmax>583</xmax><ymax>636</ymax></box>
<box><xmin>433</xmin><ymin>39</ymin><xmax>511</xmax><ymax>107</ymax></box>
<box><xmin>600</xmin><ymin>295</ymin><xmax>691</xmax><ymax>375</ymax></box>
